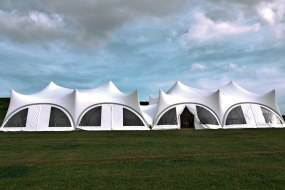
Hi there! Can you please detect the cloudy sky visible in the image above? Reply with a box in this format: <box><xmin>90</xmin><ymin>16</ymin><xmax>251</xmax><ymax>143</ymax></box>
<box><xmin>1</xmin><ymin>0</ymin><xmax>285</xmax><ymax>113</ymax></box>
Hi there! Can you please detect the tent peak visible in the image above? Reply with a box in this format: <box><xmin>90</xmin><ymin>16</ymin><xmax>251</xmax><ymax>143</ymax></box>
<box><xmin>104</xmin><ymin>81</ymin><xmax>123</xmax><ymax>94</ymax></box>
<box><xmin>77</xmin><ymin>81</ymin><xmax>124</xmax><ymax>96</ymax></box>
<box><xmin>48</xmin><ymin>81</ymin><xmax>55</xmax><ymax>85</ymax></box>
<box><xmin>175</xmin><ymin>80</ymin><xmax>182</xmax><ymax>84</ymax></box>
<box><xmin>225</xmin><ymin>80</ymin><xmax>238</xmax><ymax>87</ymax></box>
<box><xmin>107</xmin><ymin>80</ymin><xmax>115</xmax><ymax>85</ymax></box>
<box><xmin>263</xmin><ymin>89</ymin><xmax>276</xmax><ymax>97</ymax></box>
<box><xmin>220</xmin><ymin>80</ymin><xmax>262</xmax><ymax>97</ymax></box>
<box><xmin>10</xmin><ymin>89</ymin><xmax>21</xmax><ymax>96</ymax></box>
<box><xmin>223</xmin><ymin>80</ymin><xmax>242</xmax><ymax>89</ymax></box>
<box><xmin>167</xmin><ymin>80</ymin><xmax>201</xmax><ymax>96</ymax></box>
<box><xmin>214</xmin><ymin>89</ymin><xmax>220</xmax><ymax>94</ymax></box>
<box><xmin>44</xmin><ymin>81</ymin><xmax>66</xmax><ymax>90</ymax></box>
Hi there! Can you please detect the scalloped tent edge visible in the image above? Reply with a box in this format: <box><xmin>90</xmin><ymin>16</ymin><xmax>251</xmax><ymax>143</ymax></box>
<box><xmin>1</xmin><ymin>81</ymin><xmax>149</xmax><ymax>131</ymax></box>
<box><xmin>1</xmin><ymin>80</ymin><xmax>284</xmax><ymax>131</ymax></box>
<box><xmin>151</xmin><ymin>81</ymin><xmax>284</xmax><ymax>130</ymax></box>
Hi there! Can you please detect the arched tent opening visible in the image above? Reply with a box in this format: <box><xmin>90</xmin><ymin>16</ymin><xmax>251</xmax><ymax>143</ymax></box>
<box><xmin>260</xmin><ymin>106</ymin><xmax>283</xmax><ymax>126</ymax></box>
<box><xmin>196</xmin><ymin>105</ymin><xmax>219</xmax><ymax>126</ymax></box>
<box><xmin>225</xmin><ymin>105</ymin><xmax>247</xmax><ymax>125</ymax></box>
<box><xmin>3</xmin><ymin>108</ymin><xmax>28</xmax><ymax>128</ymax></box>
<box><xmin>123</xmin><ymin>108</ymin><xmax>144</xmax><ymax>126</ymax></box>
<box><xmin>79</xmin><ymin>106</ymin><xmax>102</xmax><ymax>127</ymax></box>
<box><xmin>77</xmin><ymin>104</ymin><xmax>149</xmax><ymax>131</ymax></box>
<box><xmin>153</xmin><ymin>104</ymin><xmax>220</xmax><ymax>130</ymax></box>
<box><xmin>157</xmin><ymin>107</ymin><xmax>178</xmax><ymax>126</ymax></box>
<box><xmin>77</xmin><ymin>105</ymin><xmax>106</xmax><ymax>130</ymax></box>
<box><xmin>223</xmin><ymin>103</ymin><xmax>284</xmax><ymax>129</ymax></box>
<box><xmin>49</xmin><ymin>107</ymin><xmax>72</xmax><ymax>127</ymax></box>
<box><xmin>179</xmin><ymin>107</ymin><xmax>194</xmax><ymax>129</ymax></box>
<box><xmin>1</xmin><ymin>104</ymin><xmax>74</xmax><ymax>131</ymax></box>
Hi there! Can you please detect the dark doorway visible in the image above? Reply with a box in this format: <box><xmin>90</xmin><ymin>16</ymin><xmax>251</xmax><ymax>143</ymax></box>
<box><xmin>180</xmin><ymin>107</ymin><xmax>195</xmax><ymax>129</ymax></box>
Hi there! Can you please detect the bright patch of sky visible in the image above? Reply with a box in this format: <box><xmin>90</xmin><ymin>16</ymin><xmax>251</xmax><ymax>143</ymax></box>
<box><xmin>0</xmin><ymin>0</ymin><xmax>285</xmax><ymax>113</ymax></box>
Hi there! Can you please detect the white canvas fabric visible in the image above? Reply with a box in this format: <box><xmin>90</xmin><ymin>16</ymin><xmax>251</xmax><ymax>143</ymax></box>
<box><xmin>151</xmin><ymin>81</ymin><xmax>284</xmax><ymax>129</ymax></box>
<box><xmin>148</xmin><ymin>96</ymin><xmax>159</xmax><ymax>105</ymax></box>
<box><xmin>141</xmin><ymin>104</ymin><xmax>158</xmax><ymax>126</ymax></box>
<box><xmin>75</xmin><ymin>81</ymin><xmax>149</xmax><ymax>130</ymax></box>
<box><xmin>1</xmin><ymin>81</ymin><xmax>149</xmax><ymax>131</ymax></box>
<box><xmin>1</xmin><ymin>80</ymin><xmax>284</xmax><ymax>131</ymax></box>
<box><xmin>1</xmin><ymin>82</ymin><xmax>75</xmax><ymax>131</ymax></box>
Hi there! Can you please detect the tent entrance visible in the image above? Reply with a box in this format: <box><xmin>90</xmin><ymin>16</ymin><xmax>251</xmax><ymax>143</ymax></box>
<box><xmin>180</xmin><ymin>107</ymin><xmax>195</xmax><ymax>129</ymax></box>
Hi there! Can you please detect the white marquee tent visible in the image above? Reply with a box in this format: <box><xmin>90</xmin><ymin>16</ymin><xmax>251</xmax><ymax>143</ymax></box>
<box><xmin>1</xmin><ymin>80</ymin><xmax>284</xmax><ymax>131</ymax></box>
<box><xmin>74</xmin><ymin>81</ymin><xmax>149</xmax><ymax>130</ymax></box>
<box><xmin>150</xmin><ymin>81</ymin><xmax>284</xmax><ymax>130</ymax></box>
<box><xmin>1</xmin><ymin>82</ymin><xmax>75</xmax><ymax>131</ymax></box>
<box><xmin>1</xmin><ymin>81</ymin><xmax>149</xmax><ymax>131</ymax></box>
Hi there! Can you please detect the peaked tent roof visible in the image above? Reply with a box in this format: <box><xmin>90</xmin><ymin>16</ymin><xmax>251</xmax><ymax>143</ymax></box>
<box><xmin>74</xmin><ymin>81</ymin><xmax>146</xmax><ymax>125</ymax></box>
<box><xmin>167</xmin><ymin>81</ymin><xmax>212</xmax><ymax>96</ymax></box>
<box><xmin>153</xmin><ymin>89</ymin><xmax>221</xmax><ymax>124</ymax></box>
<box><xmin>4</xmin><ymin>81</ymin><xmax>147</xmax><ymax>127</ymax></box>
<box><xmin>31</xmin><ymin>81</ymin><xmax>74</xmax><ymax>98</ymax></box>
<box><xmin>5</xmin><ymin>82</ymin><xmax>75</xmax><ymax>122</ymax></box>
<box><xmin>152</xmin><ymin>81</ymin><xmax>282</xmax><ymax>125</ymax></box>
<box><xmin>3</xmin><ymin>80</ymin><xmax>282</xmax><ymax>128</ymax></box>
<box><xmin>77</xmin><ymin>81</ymin><xmax>124</xmax><ymax>95</ymax></box>
<box><xmin>218</xmin><ymin>81</ymin><xmax>281</xmax><ymax>121</ymax></box>
<box><xmin>218</xmin><ymin>81</ymin><xmax>261</xmax><ymax>98</ymax></box>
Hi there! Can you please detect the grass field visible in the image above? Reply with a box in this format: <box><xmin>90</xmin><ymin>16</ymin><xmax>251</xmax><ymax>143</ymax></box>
<box><xmin>0</xmin><ymin>129</ymin><xmax>285</xmax><ymax>189</ymax></box>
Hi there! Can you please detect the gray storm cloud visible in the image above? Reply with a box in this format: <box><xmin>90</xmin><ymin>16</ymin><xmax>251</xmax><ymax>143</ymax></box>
<box><xmin>1</xmin><ymin>0</ymin><xmax>283</xmax><ymax>46</ymax></box>
<box><xmin>0</xmin><ymin>0</ymin><xmax>188</xmax><ymax>46</ymax></box>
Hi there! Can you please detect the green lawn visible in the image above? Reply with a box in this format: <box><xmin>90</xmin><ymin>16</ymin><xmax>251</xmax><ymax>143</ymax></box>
<box><xmin>0</xmin><ymin>129</ymin><xmax>285</xmax><ymax>189</ymax></box>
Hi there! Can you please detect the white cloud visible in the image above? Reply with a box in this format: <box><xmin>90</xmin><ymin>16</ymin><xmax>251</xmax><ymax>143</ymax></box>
<box><xmin>257</xmin><ymin>0</ymin><xmax>285</xmax><ymax>25</ymax></box>
<box><xmin>190</xmin><ymin>63</ymin><xmax>207</xmax><ymax>72</ymax></box>
<box><xmin>258</xmin><ymin>6</ymin><xmax>276</xmax><ymax>24</ymax></box>
<box><xmin>181</xmin><ymin>12</ymin><xmax>260</xmax><ymax>45</ymax></box>
<box><xmin>257</xmin><ymin>0</ymin><xmax>285</xmax><ymax>39</ymax></box>
<box><xmin>223</xmin><ymin>63</ymin><xmax>253</xmax><ymax>73</ymax></box>
<box><xmin>28</xmin><ymin>11</ymin><xmax>63</xmax><ymax>28</ymax></box>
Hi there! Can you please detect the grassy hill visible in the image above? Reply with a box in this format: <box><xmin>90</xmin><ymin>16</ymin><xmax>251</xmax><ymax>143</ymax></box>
<box><xmin>0</xmin><ymin>129</ymin><xmax>285</xmax><ymax>189</ymax></box>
